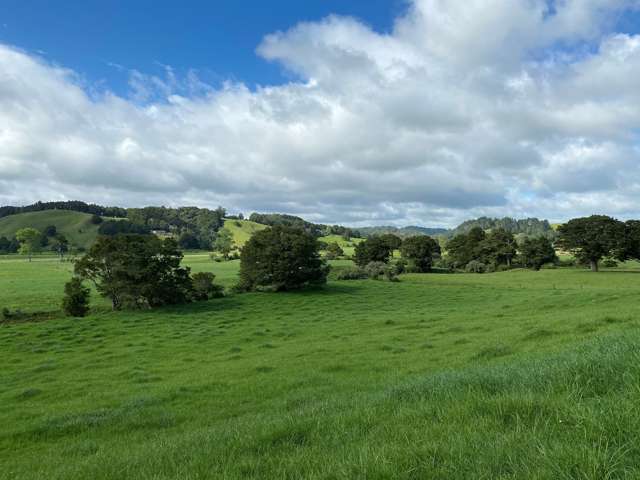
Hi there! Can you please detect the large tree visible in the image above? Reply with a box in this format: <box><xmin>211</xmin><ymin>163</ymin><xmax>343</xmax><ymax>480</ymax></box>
<box><xmin>519</xmin><ymin>237</ymin><xmax>558</xmax><ymax>270</ymax></box>
<box><xmin>379</xmin><ymin>233</ymin><xmax>403</xmax><ymax>251</ymax></box>
<box><xmin>557</xmin><ymin>215</ymin><xmax>624</xmax><ymax>272</ymax></box>
<box><xmin>75</xmin><ymin>235</ymin><xmax>194</xmax><ymax>309</ymax></box>
<box><xmin>400</xmin><ymin>235</ymin><xmax>441</xmax><ymax>272</ymax></box>
<box><xmin>213</xmin><ymin>228</ymin><xmax>235</xmax><ymax>260</ymax></box>
<box><xmin>238</xmin><ymin>226</ymin><xmax>329</xmax><ymax>291</ymax></box>
<box><xmin>480</xmin><ymin>228</ymin><xmax>517</xmax><ymax>267</ymax></box>
<box><xmin>354</xmin><ymin>236</ymin><xmax>393</xmax><ymax>266</ymax></box>
<box><xmin>15</xmin><ymin>228</ymin><xmax>42</xmax><ymax>262</ymax></box>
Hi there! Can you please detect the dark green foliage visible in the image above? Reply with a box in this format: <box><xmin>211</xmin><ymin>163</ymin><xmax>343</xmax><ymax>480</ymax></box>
<box><xmin>358</xmin><ymin>225</ymin><xmax>449</xmax><ymax>238</ymax></box>
<box><xmin>557</xmin><ymin>215</ymin><xmax>624</xmax><ymax>271</ymax></box>
<box><xmin>336</xmin><ymin>267</ymin><xmax>368</xmax><ymax>280</ymax></box>
<box><xmin>61</xmin><ymin>277</ymin><xmax>90</xmax><ymax>317</ymax></box>
<box><xmin>446</xmin><ymin>227</ymin><xmax>486</xmax><ymax>268</ymax></box>
<box><xmin>0</xmin><ymin>200</ymin><xmax>127</xmax><ymax>220</ymax></box>
<box><xmin>98</xmin><ymin>220</ymin><xmax>151</xmax><ymax>236</ymax></box>
<box><xmin>90</xmin><ymin>214</ymin><xmax>103</xmax><ymax>225</ymax></box>
<box><xmin>325</xmin><ymin>242</ymin><xmax>344</xmax><ymax>259</ymax></box>
<box><xmin>519</xmin><ymin>237</ymin><xmax>558</xmax><ymax>270</ymax></box>
<box><xmin>480</xmin><ymin>228</ymin><xmax>517</xmax><ymax>267</ymax></box>
<box><xmin>249</xmin><ymin>213</ymin><xmax>322</xmax><ymax>236</ymax></box>
<box><xmin>43</xmin><ymin>225</ymin><xmax>57</xmax><ymax>237</ymax></box>
<box><xmin>379</xmin><ymin>233</ymin><xmax>403</xmax><ymax>251</ymax></box>
<box><xmin>354</xmin><ymin>236</ymin><xmax>393</xmax><ymax>266</ymax></box>
<box><xmin>0</xmin><ymin>236</ymin><xmax>19</xmax><ymax>254</ymax></box>
<box><xmin>75</xmin><ymin>235</ymin><xmax>194</xmax><ymax>309</ymax></box>
<box><xmin>616</xmin><ymin>220</ymin><xmax>640</xmax><ymax>262</ymax></box>
<box><xmin>191</xmin><ymin>272</ymin><xmax>224</xmax><ymax>300</ymax></box>
<box><xmin>178</xmin><ymin>231</ymin><xmax>200</xmax><ymax>250</ymax></box>
<box><xmin>238</xmin><ymin>226</ymin><xmax>329</xmax><ymax>292</ymax></box>
<box><xmin>212</xmin><ymin>228</ymin><xmax>235</xmax><ymax>259</ymax></box>
<box><xmin>400</xmin><ymin>235</ymin><xmax>440</xmax><ymax>272</ymax></box>
<box><xmin>50</xmin><ymin>234</ymin><xmax>69</xmax><ymax>260</ymax></box>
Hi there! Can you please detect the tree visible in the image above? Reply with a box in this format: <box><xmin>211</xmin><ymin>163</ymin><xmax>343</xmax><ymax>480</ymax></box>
<box><xmin>616</xmin><ymin>220</ymin><xmax>640</xmax><ymax>262</ymax></box>
<box><xmin>480</xmin><ymin>228</ymin><xmax>517</xmax><ymax>267</ymax></box>
<box><xmin>43</xmin><ymin>225</ymin><xmax>57</xmax><ymax>237</ymax></box>
<box><xmin>238</xmin><ymin>226</ymin><xmax>329</xmax><ymax>291</ymax></box>
<box><xmin>62</xmin><ymin>277</ymin><xmax>90</xmax><ymax>317</ymax></box>
<box><xmin>50</xmin><ymin>234</ymin><xmax>69</xmax><ymax>261</ymax></box>
<box><xmin>354</xmin><ymin>237</ymin><xmax>393</xmax><ymax>266</ymax></box>
<box><xmin>557</xmin><ymin>215</ymin><xmax>624</xmax><ymax>272</ymax></box>
<box><xmin>400</xmin><ymin>235</ymin><xmax>441</xmax><ymax>272</ymax></box>
<box><xmin>446</xmin><ymin>227</ymin><xmax>485</xmax><ymax>268</ymax></box>
<box><xmin>75</xmin><ymin>235</ymin><xmax>194</xmax><ymax>310</ymax></box>
<box><xmin>519</xmin><ymin>237</ymin><xmax>558</xmax><ymax>270</ymax></box>
<box><xmin>325</xmin><ymin>242</ymin><xmax>344</xmax><ymax>259</ymax></box>
<box><xmin>213</xmin><ymin>228</ymin><xmax>235</xmax><ymax>259</ymax></box>
<box><xmin>90</xmin><ymin>214</ymin><xmax>103</xmax><ymax>225</ymax></box>
<box><xmin>15</xmin><ymin>228</ymin><xmax>42</xmax><ymax>261</ymax></box>
<box><xmin>379</xmin><ymin>233</ymin><xmax>403</xmax><ymax>251</ymax></box>
<box><xmin>178</xmin><ymin>231</ymin><xmax>200</xmax><ymax>250</ymax></box>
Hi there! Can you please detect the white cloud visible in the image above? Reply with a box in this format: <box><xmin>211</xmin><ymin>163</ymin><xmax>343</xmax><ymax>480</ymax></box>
<box><xmin>1</xmin><ymin>0</ymin><xmax>640</xmax><ymax>227</ymax></box>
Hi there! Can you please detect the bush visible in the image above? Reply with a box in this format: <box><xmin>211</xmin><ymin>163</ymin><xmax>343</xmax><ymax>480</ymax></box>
<box><xmin>191</xmin><ymin>272</ymin><xmax>225</xmax><ymax>300</ymax></box>
<box><xmin>465</xmin><ymin>260</ymin><xmax>487</xmax><ymax>273</ymax></box>
<box><xmin>383</xmin><ymin>264</ymin><xmax>400</xmax><ymax>282</ymax></box>
<box><xmin>393</xmin><ymin>258</ymin><xmax>408</xmax><ymax>274</ymax></box>
<box><xmin>90</xmin><ymin>214</ymin><xmax>103</xmax><ymax>225</ymax></box>
<box><xmin>433</xmin><ymin>257</ymin><xmax>454</xmax><ymax>272</ymax></box>
<box><xmin>62</xmin><ymin>277</ymin><xmax>90</xmax><ymax>317</ymax></box>
<box><xmin>336</xmin><ymin>267</ymin><xmax>368</xmax><ymax>280</ymax></box>
<box><xmin>603</xmin><ymin>259</ymin><xmax>619</xmax><ymax>268</ymax></box>
<box><xmin>364</xmin><ymin>261</ymin><xmax>387</xmax><ymax>280</ymax></box>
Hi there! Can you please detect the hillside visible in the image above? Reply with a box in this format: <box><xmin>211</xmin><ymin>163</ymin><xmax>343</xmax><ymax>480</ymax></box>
<box><xmin>0</xmin><ymin>210</ymin><xmax>101</xmax><ymax>250</ymax></box>
<box><xmin>223</xmin><ymin>218</ymin><xmax>267</xmax><ymax>248</ymax></box>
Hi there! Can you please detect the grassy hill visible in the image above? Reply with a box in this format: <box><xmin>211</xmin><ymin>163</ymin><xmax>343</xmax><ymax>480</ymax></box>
<box><xmin>223</xmin><ymin>218</ymin><xmax>267</xmax><ymax>249</ymax></box>
<box><xmin>2</xmin><ymin>258</ymin><xmax>640</xmax><ymax>478</ymax></box>
<box><xmin>0</xmin><ymin>210</ymin><xmax>101</xmax><ymax>250</ymax></box>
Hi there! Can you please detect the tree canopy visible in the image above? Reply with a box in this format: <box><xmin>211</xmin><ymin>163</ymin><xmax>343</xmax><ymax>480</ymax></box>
<box><xmin>400</xmin><ymin>235</ymin><xmax>441</xmax><ymax>272</ymax></box>
<box><xmin>354</xmin><ymin>236</ymin><xmax>393</xmax><ymax>266</ymax></box>
<box><xmin>238</xmin><ymin>226</ymin><xmax>329</xmax><ymax>291</ymax></box>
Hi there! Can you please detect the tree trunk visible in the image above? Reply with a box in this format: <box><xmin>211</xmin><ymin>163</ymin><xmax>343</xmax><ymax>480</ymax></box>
<box><xmin>590</xmin><ymin>260</ymin><xmax>598</xmax><ymax>272</ymax></box>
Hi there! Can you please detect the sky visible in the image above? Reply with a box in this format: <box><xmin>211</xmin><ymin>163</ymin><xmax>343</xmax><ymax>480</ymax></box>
<box><xmin>1</xmin><ymin>0</ymin><xmax>640</xmax><ymax>227</ymax></box>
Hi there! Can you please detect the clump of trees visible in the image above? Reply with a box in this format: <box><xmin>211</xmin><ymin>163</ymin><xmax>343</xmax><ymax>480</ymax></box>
<box><xmin>238</xmin><ymin>226</ymin><xmax>329</xmax><ymax>292</ymax></box>
<box><xmin>74</xmin><ymin>235</ymin><xmax>223</xmax><ymax>310</ymax></box>
<box><xmin>0</xmin><ymin>236</ymin><xmax>19</xmax><ymax>254</ymax></box>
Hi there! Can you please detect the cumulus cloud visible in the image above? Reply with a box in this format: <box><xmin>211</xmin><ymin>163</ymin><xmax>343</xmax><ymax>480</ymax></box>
<box><xmin>1</xmin><ymin>0</ymin><xmax>640</xmax><ymax>226</ymax></box>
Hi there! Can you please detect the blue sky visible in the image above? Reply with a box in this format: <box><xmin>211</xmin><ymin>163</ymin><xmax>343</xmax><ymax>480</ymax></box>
<box><xmin>2</xmin><ymin>1</ymin><xmax>640</xmax><ymax>226</ymax></box>
<box><xmin>0</xmin><ymin>0</ymin><xmax>406</xmax><ymax>96</ymax></box>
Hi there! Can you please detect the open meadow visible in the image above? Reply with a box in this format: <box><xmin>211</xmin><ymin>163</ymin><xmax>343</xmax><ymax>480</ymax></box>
<box><xmin>2</xmin><ymin>255</ymin><xmax>640</xmax><ymax>478</ymax></box>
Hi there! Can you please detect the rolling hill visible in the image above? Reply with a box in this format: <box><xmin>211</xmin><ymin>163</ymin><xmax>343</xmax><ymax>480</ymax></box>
<box><xmin>0</xmin><ymin>210</ymin><xmax>101</xmax><ymax>250</ymax></box>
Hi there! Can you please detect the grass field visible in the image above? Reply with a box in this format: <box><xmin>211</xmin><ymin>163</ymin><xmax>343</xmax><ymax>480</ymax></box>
<box><xmin>223</xmin><ymin>219</ymin><xmax>267</xmax><ymax>249</ymax></box>
<box><xmin>318</xmin><ymin>234</ymin><xmax>363</xmax><ymax>257</ymax></box>
<box><xmin>2</xmin><ymin>256</ymin><xmax>640</xmax><ymax>478</ymax></box>
<box><xmin>0</xmin><ymin>210</ymin><xmax>101</xmax><ymax>250</ymax></box>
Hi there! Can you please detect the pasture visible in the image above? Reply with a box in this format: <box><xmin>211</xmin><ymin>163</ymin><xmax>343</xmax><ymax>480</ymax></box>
<box><xmin>2</xmin><ymin>256</ymin><xmax>640</xmax><ymax>478</ymax></box>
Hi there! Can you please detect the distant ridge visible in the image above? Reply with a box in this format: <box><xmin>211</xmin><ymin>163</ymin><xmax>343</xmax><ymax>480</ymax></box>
<box><xmin>357</xmin><ymin>225</ymin><xmax>449</xmax><ymax>238</ymax></box>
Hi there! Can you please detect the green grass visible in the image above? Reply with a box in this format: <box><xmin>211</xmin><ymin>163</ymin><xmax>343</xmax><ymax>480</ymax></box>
<box><xmin>0</xmin><ymin>210</ymin><xmax>101</xmax><ymax>250</ymax></box>
<box><xmin>223</xmin><ymin>219</ymin><xmax>267</xmax><ymax>248</ymax></box>
<box><xmin>318</xmin><ymin>234</ymin><xmax>363</xmax><ymax>257</ymax></box>
<box><xmin>2</xmin><ymin>260</ymin><xmax>640</xmax><ymax>478</ymax></box>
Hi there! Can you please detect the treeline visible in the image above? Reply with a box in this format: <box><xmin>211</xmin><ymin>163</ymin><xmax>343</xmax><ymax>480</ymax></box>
<box><xmin>358</xmin><ymin>225</ymin><xmax>449</xmax><ymax>238</ymax></box>
<box><xmin>0</xmin><ymin>201</ymin><xmax>127</xmax><ymax>219</ymax></box>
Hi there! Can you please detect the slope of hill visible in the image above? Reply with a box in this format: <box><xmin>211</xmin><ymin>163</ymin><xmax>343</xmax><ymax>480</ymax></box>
<box><xmin>0</xmin><ymin>210</ymin><xmax>101</xmax><ymax>250</ymax></box>
<box><xmin>223</xmin><ymin>218</ymin><xmax>267</xmax><ymax>248</ymax></box>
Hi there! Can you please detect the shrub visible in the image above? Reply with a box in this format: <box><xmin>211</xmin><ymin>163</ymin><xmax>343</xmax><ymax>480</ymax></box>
<box><xmin>383</xmin><ymin>264</ymin><xmax>400</xmax><ymax>282</ymax></box>
<box><xmin>603</xmin><ymin>259</ymin><xmax>618</xmax><ymax>268</ymax></box>
<box><xmin>336</xmin><ymin>267</ymin><xmax>368</xmax><ymax>280</ymax></box>
<box><xmin>90</xmin><ymin>214</ymin><xmax>103</xmax><ymax>225</ymax></box>
<box><xmin>433</xmin><ymin>257</ymin><xmax>454</xmax><ymax>272</ymax></box>
<box><xmin>465</xmin><ymin>260</ymin><xmax>487</xmax><ymax>273</ymax></box>
<box><xmin>393</xmin><ymin>258</ymin><xmax>408</xmax><ymax>274</ymax></box>
<box><xmin>62</xmin><ymin>277</ymin><xmax>90</xmax><ymax>317</ymax></box>
<box><xmin>191</xmin><ymin>272</ymin><xmax>224</xmax><ymax>300</ymax></box>
<box><xmin>364</xmin><ymin>261</ymin><xmax>388</xmax><ymax>280</ymax></box>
